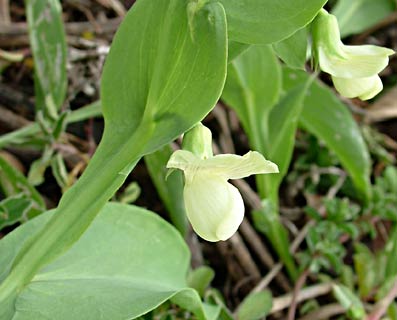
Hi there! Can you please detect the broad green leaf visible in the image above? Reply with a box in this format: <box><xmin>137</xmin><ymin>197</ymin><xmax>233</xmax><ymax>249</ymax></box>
<box><xmin>214</xmin><ymin>0</ymin><xmax>327</xmax><ymax>44</ymax></box>
<box><xmin>237</xmin><ymin>290</ymin><xmax>272</xmax><ymax>320</ymax></box>
<box><xmin>0</xmin><ymin>203</ymin><xmax>209</xmax><ymax>320</ymax></box>
<box><xmin>144</xmin><ymin>144</ymin><xmax>188</xmax><ymax>236</ymax></box>
<box><xmin>332</xmin><ymin>0</ymin><xmax>395</xmax><ymax>38</ymax></box>
<box><xmin>0</xmin><ymin>0</ymin><xmax>227</xmax><ymax>309</ymax></box>
<box><xmin>273</xmin><ymin>28</ymin><xmax>308</xmax><ymax>70</ymax></box>
<box><xmin>222</xmin><ymin>45</ymin><xmax>282</xmax><ymax>154</ymax></box>
<box><xmin>101</xmin><ymin>0</ymin><xmax>227</xmax><ymax>156</ymax></box>
<box><xmin>0</xmin><ymin>212</ymin><xmax>50</xmax><ymax>285</ymax></box>
<box><xmin>282</xmin><ymin>68</ymin><xmax>372</xmax><ymax>200</ymax></box>
<box><xmin>26</xmin><ymin>0</ymin><xmax>67</xmax><ymax>115</ymax></box>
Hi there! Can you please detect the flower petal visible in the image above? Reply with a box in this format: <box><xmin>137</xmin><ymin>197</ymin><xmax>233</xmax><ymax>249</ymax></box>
<box><xmin>196</xmin><ymin>151</ymin><xmax>279</xmax><ymax>180</ymax></box>
<box><xmin>319</xmin><ymin>45</ymin><xmax>394</xmax><ymax>79</ymax></box>
<box><xmin>184</xmin><ymin>174</ymin><xmax>244</xmax><ymax>241</ymax></box>
<box><xmin>166</xmin><ymin>149</ymin><xmax>198</xmax><ymax>171</ymax></box>
<box><xmin>332</xmin><ymin>75</ymin><xmax>383</xmax><ymax>100</ymax></box>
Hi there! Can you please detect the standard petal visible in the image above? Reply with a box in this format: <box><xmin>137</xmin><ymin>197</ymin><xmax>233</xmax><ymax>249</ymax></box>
<box><xmin>332</xmin><ymin>75</ymin><xmax>383</xmax><ymax>100</ymax></box>
<box><xmin>184</xmin><ymin>174</ymin><xmax>244</xmax><ymax>242</ymax></box>
<box><xmin>166</xmin><ymin>150</ymin><xmax>198</xmax><ymax>171</ymax></box>
<box><xmin>194</xmin><ymin>151</ymin><xmax>279</xmax><ymax>180</ymax></box>
<box><xmin>319</xmin><ymin>45</ymin><xmax>394</xmax><ymax>79</ymax></box>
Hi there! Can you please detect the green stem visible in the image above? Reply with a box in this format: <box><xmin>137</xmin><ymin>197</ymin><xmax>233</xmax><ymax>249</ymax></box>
<box><xmin>241</xmin><ymin>88</ymin><xmax>297</xmax><ymax>278</ymax></box>
<box><xmin>0</xmin><ymin>101</ymin><xmax>102</xmax><ymax>149</ymax></box>
<box><xmin>0</xmin><ymin>122</ymin><xmax>153</xmax><ymax>313</ymax></box>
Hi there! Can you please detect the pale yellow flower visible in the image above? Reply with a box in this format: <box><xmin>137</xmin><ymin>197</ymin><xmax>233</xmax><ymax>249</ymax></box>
<box><xmin>167</xmin><ymin>150</ymin><xmax>278</xmax><ymax>241</ymax></box>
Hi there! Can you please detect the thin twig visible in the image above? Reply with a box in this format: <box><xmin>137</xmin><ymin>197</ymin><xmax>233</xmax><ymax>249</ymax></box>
<box><xmin>212</xmin><ymin>104</ymin><xmax>236</xmax><ymax>154</ymax></box>
<box><xmin>95</xmin><ymin>0</ymin><xmax>126</xmax><ymax>17</ymax></box>
<box><xmin>252</xmin><ymin>263</ymin><xmax>283</xmax><ymax>293</ymax></box>
<box><xmin>270</xmin><ymin>282</ymin><xmax>333</xmax><ymax>314</ymax></box>
<box><xmin>0</xmin><ymin>104</ymin><xmax>31</xmax><ymax>131</ymax></box>
<box><xmin>229</xmin><ymin>232</ymin><xmax>261</xmax><ymax>281</ymax></box>
<box><xmin>287</xmin><ymin>268</ymin><xmax>310</xmax><ymax>320</ymax></box>
<box><xmin>0</xmin><ymin>18</ymin><xmax>122</xmax><ymax>47</ymax></box>
<box><xmin>216</xmin><ymin>241</ymin><xmax>246</xmax><ymax>282</ymax></box>
<box><xmin>240</xmin><ymin>219</ymin><xmax>291</xmax><ymax>291</ymax></box>
<box><xmin>297</xmin><ymin>303</ymin><xmax>346</xmax><ymax>320</ymax></box>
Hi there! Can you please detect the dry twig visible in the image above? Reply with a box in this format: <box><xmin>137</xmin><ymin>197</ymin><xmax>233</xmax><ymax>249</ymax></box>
<box><xmin>270</xmin><ymin>282</ymin><xmax>333</xmax><ymax>314</ymax></box>
<box><xmin>297</xmin><ymin>303</ymin><xmax>346</xmax><ymax>320</ymax></box>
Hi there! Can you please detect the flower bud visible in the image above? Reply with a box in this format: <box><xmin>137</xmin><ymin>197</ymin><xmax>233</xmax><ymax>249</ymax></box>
<box><xmin>182</xmin><ymin>123</ymin><xmax>213</xmax><ymax>159</ymax></box>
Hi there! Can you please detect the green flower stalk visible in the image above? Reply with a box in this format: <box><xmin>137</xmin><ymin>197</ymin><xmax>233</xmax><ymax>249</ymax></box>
<box><xmin>312</xmin><ymin>9</ymin><xmax>394</xmax><ymax>100</ymax></box>
<box><xmin>167</xmin><ymin>124</ymin><xmax>278</xmax><ymax>241</ymax></box>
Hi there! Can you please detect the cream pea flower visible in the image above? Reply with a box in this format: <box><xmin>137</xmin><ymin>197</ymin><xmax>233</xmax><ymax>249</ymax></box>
<box><xmin>312</xmin><ymin>9</ymin><xmax>394</xmax><ymax>100</ymax></box>
<box><xmin>167</xmin><ymin>150</ymin><xmax>278</xmax><ymax>242</ymax></box>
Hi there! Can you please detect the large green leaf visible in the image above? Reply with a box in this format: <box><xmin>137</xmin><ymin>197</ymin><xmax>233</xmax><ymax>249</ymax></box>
<box><xmin>332</xmin><ymin>0</ymin><xmax>395</xmax><ymax>38</ymax></box>
<box><xmin>282</xmin><ymin>68</ymin><xmax>372</xmax><ymax>199</ymax></box>
<box><xmin>101</xmin><ymin>0</ymin><xmax>227</xmax><ymax>155</ymax></box>
<box><xmin>26</xmin><ymin>0</ymin><xmax>67</xmax><ymax>115</ymax></box>
<box><xmin>214</xmin><ymin>0</ymin><xmax>327</xmax><ymax>44</ymax></box>
<box><xmin>0</xmin><ymin>0</ymin><xmax>227</xmax><ymax>309</ymax></box>
<box><xmin>0</xmin><ymin>203</ymin><xmax>211</xmax><ymax>319</ymax></box>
